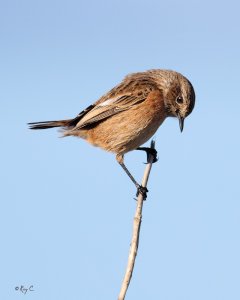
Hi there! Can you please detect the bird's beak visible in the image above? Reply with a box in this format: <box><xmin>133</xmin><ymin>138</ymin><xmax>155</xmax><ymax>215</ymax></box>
<box><xmin>178</xmin><ymin>115</ymin><xmax>184</xmax><ymax>132</ymax></box>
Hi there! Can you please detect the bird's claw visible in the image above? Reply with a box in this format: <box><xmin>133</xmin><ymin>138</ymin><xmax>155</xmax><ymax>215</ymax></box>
<box><xmin>136</xmin><ymin>147</ymin><xmax>158</xmax><ymax>163</ymax></box>
<box><xmin>136</xmin><ymin>185</ymin><xmax>148</xmax><ymax>200</ymax></box>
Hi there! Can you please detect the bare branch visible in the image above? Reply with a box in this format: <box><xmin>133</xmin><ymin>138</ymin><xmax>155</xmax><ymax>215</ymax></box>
<box><xmin>118</xmin><ymin>140</ymin><xmax>156</xmax><ymax>300</ymax></box>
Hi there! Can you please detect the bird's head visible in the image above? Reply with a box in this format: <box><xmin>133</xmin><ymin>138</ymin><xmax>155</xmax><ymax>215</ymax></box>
<box><xmin>162</xmin><ymin>71</ymin><xmax>195</xmax><ymax>132</ymax></box>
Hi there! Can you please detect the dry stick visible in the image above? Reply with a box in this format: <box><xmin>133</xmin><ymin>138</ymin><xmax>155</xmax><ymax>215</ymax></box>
<box><xmin>118</xmin><ymin>140</ymin><xmax>156</xmax><ymax>300</ymax></box>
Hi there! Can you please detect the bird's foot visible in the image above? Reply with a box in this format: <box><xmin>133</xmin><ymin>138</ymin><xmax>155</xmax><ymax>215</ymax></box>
<box><xmin>136</xmin><ymin>147</ymin><xmax>158</xmax><ymax>163</ymax></box>
<box><xmin>136</xmin><ymin>185</ymin><xmax>148</xmax><ymax>200</ymax></box>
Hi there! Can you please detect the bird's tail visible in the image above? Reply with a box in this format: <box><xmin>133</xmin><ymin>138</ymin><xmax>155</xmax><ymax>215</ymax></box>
<box><xmin>28</xmin><ymin>119</ymin><xmax>73</xmax><ymax>130</ymax></box>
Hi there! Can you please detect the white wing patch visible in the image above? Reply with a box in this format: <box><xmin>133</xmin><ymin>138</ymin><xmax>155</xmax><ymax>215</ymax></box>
<box><xmin>98</xmin><ymin>94</ymin><xmax>131</xmax><ymax>107</ymax></box>
<box><xmin>98</xmin><ymin>98</ymin><xmax>116</xmax><ymax>106</ymax></box>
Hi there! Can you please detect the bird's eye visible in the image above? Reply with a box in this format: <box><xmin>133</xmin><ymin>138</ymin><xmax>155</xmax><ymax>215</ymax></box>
<box><xmin>176</xmin><ymin>96</ymin><xmax>183</xmax><ymax>104</ymax></box>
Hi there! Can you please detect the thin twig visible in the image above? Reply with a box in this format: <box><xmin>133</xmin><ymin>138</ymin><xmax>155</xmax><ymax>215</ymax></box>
<box><xmin>118</xmin><ymin>140</ymin><xmax>156</xmax><ymax>300</ymax></box>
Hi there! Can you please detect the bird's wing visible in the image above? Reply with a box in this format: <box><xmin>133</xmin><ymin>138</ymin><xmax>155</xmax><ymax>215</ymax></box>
<box><xmin>74</xmin><ymin>84</ymin><xmax>156</xmax><ymax>129</ymax></box>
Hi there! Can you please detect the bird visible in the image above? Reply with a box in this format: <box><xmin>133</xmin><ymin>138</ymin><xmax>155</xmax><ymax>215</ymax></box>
<box><xmin>28</xmin><ymin>69</ymin><xmax>195</xmax><ymax>199</ymax></box>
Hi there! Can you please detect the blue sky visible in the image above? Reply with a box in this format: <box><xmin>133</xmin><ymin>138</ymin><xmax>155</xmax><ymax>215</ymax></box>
<box><xmin>1</xmin><ymin>0</ymin><xmax>240</xmax><ymax>299</ymax></box>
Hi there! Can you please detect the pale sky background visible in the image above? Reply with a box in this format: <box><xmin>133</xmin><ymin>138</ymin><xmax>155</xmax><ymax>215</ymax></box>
<box><xmin>1</xmin><ymin>0</ymin><xmax>240</xmax><ymax>299</ymax></box>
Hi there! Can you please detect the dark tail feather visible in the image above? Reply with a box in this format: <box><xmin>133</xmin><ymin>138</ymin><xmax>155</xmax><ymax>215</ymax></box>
<box><xmin>28</xmin><ymin>119</ymin><xmax>72</xmax><ymax>130</ymax></box>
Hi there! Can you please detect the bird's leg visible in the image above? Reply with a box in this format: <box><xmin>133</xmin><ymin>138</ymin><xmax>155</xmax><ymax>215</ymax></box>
<box><xmin>136</xmin><ymin>147</ymin><xmax>158</xmax><ymax>163</ymax></box>
<box><xmin>116</xmin><ymin>154</ymin><xmax>148</xmax><ymax>200</ymax></box>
